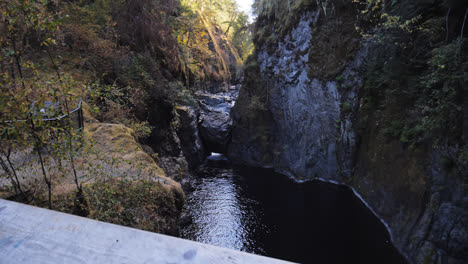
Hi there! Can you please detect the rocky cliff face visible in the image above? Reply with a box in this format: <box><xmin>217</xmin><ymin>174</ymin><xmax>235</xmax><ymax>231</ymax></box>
<box><xmin>166</xmin><ymin>89</ymin><xmax>238</xmax><ymax>173</ymax></box>
<box><xmin>230</xmin><ymin>2</ymin><xmax>360</xmax><ymax>179</ymax></box>
<box><xmin>197</xmin><ymin>91</ymin><xmax>236</xmax><ymax>154</ymax></box>
<box><xmin>229</xmin><ymin>1</ymin><xmax>468</xmax><ymax>263</ymax></box>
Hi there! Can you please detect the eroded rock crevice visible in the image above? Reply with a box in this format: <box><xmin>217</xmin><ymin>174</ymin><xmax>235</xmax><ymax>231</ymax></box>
<box><xmin>171</xmin><ymin>88</ymin><xmax>239</xmax><ymax>173</ymax></box>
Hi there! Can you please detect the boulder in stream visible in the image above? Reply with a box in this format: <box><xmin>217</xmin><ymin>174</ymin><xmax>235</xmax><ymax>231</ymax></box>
<box><xmin>196</xmin><ymin>91</ymin><xmax>236</xmax><ymax>154</ymax></box>
<box><xmin>199</xmin><ymin>107</ymin><xmax>232</xmax><ymax>153</ymax></box>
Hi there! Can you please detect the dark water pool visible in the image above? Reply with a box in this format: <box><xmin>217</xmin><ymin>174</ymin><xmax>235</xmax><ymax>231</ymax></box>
<box><xmin>180</xmin><ymin>164</ymin><xmax>407</xmax><ymax>264</ymax></box>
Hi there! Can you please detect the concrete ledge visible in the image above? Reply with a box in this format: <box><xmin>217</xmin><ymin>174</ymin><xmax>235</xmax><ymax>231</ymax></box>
<box><xmin>0</xmin><ymin>199</ymin><xmax>295</xmax><ymax>264</ymax></box>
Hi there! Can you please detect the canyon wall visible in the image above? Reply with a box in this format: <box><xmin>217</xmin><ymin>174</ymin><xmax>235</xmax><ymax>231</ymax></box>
<box><xmin>229</xmin><ymin>1</ymin><xmax>468</xmax><ymax>263</ymax></box>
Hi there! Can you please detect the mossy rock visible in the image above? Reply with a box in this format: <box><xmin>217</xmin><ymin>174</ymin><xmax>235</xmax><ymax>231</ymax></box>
<box><xmin>85</xmin><ymin>123</ymin><xmax>171</xmax><ymax>182</ymax></box>
<box><xmin>51</xmin><ymin>178</ymin><xmax>183</xmax><ymax>235</ymax></box>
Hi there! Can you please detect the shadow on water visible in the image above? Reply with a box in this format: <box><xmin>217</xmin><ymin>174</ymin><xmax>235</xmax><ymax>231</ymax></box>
<box><xmin>181</xmin><ymin>163</ymin><xmax>407</xmax><ymax>264</ymax></box>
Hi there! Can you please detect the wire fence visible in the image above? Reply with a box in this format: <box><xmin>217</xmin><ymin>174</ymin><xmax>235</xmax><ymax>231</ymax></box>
<box><xmin>4</xmin><ymin>100</ymin><xmax>84</xmax><ymax>131</ymax></box>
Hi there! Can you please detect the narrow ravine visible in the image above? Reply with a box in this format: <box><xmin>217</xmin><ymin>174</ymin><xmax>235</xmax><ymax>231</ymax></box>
<box><xmin>181</xmin><ymin>160</ymin><xmax>407</xmax><ymax>264</ymax></box>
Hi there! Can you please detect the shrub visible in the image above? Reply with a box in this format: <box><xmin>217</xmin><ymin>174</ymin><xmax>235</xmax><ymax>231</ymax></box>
<box><xmin>84</xmin><ymin>178</ymin><xmax>180</xmax><ymax>234</ymax></box>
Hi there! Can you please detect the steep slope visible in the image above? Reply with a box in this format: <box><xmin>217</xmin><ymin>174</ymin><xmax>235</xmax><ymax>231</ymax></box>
<box><xmin>229</xmin><ymin>1</ymin><xmax>468</xmax><ymax>263</ymax></box>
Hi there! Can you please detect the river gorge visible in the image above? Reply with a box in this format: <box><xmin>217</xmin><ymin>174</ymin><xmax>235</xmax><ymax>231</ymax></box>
<box><xmin>180</xmin><ymin>156</ymin><xmax>407</xmax><ymax>263</ymax></box>
<box><xmin>0</xmin><ymin>1</ymin><xmax>466</xmax><ymax>264</ymax></box>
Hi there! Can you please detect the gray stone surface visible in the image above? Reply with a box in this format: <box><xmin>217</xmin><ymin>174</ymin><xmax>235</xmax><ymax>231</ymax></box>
<box><xmin>199</xmin><ymin>108</ymin><xmax>232</xmax><ymax>153</ymax></box>
<box><xmin>196</xmin><ymin>91</ymin><xmax>237</xmax><ymax>153</ymax></box>
<box><xmin>0</xmin><ymin>199</ymin><xmax>295</xmax><ymax>264</ymax></box>
<box><xmin>159</xmin><ymin>156</ymin><xmax>190</xmax><ymax>181</ymax></box>
<box><xmin>238</xmin><ymin>10</ymin><xmax>361</xmax><ymax>180</ymax></box>
<box><xmin>228</xmin><ymin>3</ymin><xmax>468</xmax><ymax>264</ymax></box>
<box><xmin>176</xmin><ymin>106</ymin><xmax>206</xmax><ymax>168</ymax></box>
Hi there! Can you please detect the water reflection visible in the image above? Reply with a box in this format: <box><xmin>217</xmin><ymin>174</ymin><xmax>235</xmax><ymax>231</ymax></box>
<box><xmin>181</xmin><ymin>165</ymin><xmax>407</xmax><ymax>264</ymax></box>
<box><xmin>180</xmin><ymin>169</ymin><xmax>268</xmax><ymax>254</ymax></box>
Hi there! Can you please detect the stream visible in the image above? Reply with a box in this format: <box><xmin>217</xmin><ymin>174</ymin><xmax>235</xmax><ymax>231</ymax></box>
<box><xmin>180</xmin><ymin>156</ymin><xmax>407</xmax><ymax>264</ymax></box>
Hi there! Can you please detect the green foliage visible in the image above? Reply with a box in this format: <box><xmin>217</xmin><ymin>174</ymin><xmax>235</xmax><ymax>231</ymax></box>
<box><xmin>354</xmin><ymin>0</ymin><xmax>424</xmax><ymax>52</ymax></box>
<box><xmin>0</xmin><ymin>0</ymin><xmax>197</xmax><ymax>234</ymax></box>
<box><xmin>416</xmin><ymin>41</ymin><xmax>465</xmax><ymax>140</ymax></box>
<box><xmin>87</xmin><ymin>79</ymin><xmax>157</xmax><ymax>141</ymax></box>
<box><xmin>175</xmin><ymin>85</ymin><xmax>199</xmax><ymax>109</ymax></box>
<box><xmin>0</xmin><ymin>0</ymin><xmax>62</xmax><ymax>47</ymax></box>
<box><xmin>83</xmin><ymin>178</ymin><xmax>178</xmax><ymax>233</ymax></box>
<box><xmin>87</xmin><ymin>81</ymin><xmax>132</xmax><ymax>122</ymax></box>
<box><xmin>173</xmin><ymin>0</ymin><xmax>252</xmax><ymax>87</ymax></box>
<box><xmin>235</xmin><ymin>55</ymin><xmax>269</xmax><ymax>119</ymax></box>
<box><xmin>376</xmin><ymin>40</ymin><xmax>465</xmax><ymax>145</ymax></box>
<box><xmin>231</xmin><ymin>12</ymin><xmax>254</xmax><ymax>61</ymax></box>
<box><xmin>357</xmin><ymin>0</ymin><xmax>467</xmax><ymax>147</ymax></box>
<box><xmin>0</xmin><ymin>0</ymin><xmax>260</xmax><ymax>231</ymax></box>
<box><xmin>340</xmin><ymin>102</ymin><xmax>352</xmax><ymax>114</ymax></box>
<box><xmin>440</xmin><ymin>156</ymin><xmax>455</xmax><ymax>171</ymax></box>
<box><xmin>117</xmin><ymin>0</ymin><xmax>180</xmax><ymax>72</ymax></box>
<box><xmin>0</xmin><ymin>0</ymin><xmax>88</xmax><ymax>206</ymax></box>
<box><xmin>129</xmin><ymin>121</ymin><xmax>153</xmax><ymax>141</ymax></box>
<box><xmin>253</xmin><ymin>0</ymin><xmax>317</xmax><ymax>47</ymax></box>
<box><xmin>460</xmin><ymin>149</ymin><xmax>468</xmax><ymax>163</ymax></box>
